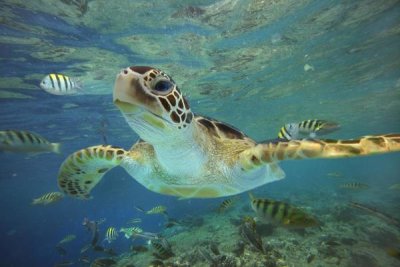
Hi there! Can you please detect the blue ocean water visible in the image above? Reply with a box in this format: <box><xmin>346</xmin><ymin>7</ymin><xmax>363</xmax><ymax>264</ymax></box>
<box><xmin>1</xmin><ymin>1</ymin><xmax>400</xmax><ymax>266</ymax></box>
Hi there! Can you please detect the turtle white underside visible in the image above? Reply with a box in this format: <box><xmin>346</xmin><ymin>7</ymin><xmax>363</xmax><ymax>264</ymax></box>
<box><xmin>120</xmin><ymin>153</ymin><xmax>285</xmax><ymax>198</ymax></box>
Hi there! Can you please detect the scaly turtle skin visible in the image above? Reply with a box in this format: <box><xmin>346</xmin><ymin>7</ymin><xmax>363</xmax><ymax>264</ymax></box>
<box><xmin>58</xmin><ymin>66</ymin><xmax>400</xmax><ymax>199</ymax></box>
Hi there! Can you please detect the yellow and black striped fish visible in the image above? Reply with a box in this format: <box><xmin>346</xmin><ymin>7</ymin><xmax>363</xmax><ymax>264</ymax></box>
<box><xmin>32</xmin><ymin>192</ymin><xmax>64</xmax><ymax>205</ymax></box>
<box><xmin>152</xmin><ymin>239</ymin><xmax>174</xmax><ymax>259</ymax></box>
<box><xmin>120</xmin><ymin>227</ymin><xmax>143</xmax><ymax>239</ymax></box>
<box><xmin>217</xmin><ymin>197</ymin><xmax>238</xmax><ymax>213</ymax></box>
<box><xmin>340</xmin><ymin>182</ymin><xmax>369</xmax><ymax>189</ymax></box>
<box><xmin>249</xmin><ymin>193</ymin><xmax>318</xmax><ymax>228</ymax></box>
<box><xmin>105</xmin><ymin>227</ymin><xmax>118</xmax><ymax>243</ymax></box>
<box><xmin>40</xmin><ymin>74</ymin><xmax>82</xmax><ymax>95</ymax></box>
<box><xmin>278</xmin><ymin>119</ymin><xmax>340</xmax><ymax>140</ymax></box>
<box><xmin>0</xmin><ymin>130</ymin><xmax>61</xmax><ymax>154</ymax></box>
<box><xmin>146</xmin><ymin>205</ymin><xmax>167</xmax><ymax>215</ymax></box>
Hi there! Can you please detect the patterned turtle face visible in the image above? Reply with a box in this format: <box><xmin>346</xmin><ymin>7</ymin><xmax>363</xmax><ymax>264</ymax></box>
<box><xmin>113</xmin><ymin>66</ymin><xmax>194</xmax><ymax>136</ymax></box>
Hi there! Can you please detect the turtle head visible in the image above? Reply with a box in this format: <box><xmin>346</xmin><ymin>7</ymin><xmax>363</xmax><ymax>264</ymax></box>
<box><xmin>113</xmin><ymin>66</ymin><xmax>194</xmax><ymax>142</ymax></box>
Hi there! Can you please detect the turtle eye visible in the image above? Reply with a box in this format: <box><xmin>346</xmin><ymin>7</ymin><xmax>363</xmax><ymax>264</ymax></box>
<box><xmin>154</xmin><ymin>80</ymin><xmax>173</xmax><ymax>92</ymax></box>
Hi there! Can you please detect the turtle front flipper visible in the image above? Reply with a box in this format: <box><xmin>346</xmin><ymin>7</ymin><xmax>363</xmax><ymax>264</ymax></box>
<box><xmin>58</xmin><ymin>145</ymin><xmax>129</xmax><ymax>199</ymax></box>
<box><xmin>240</xmin><ymin>134</ymin><xmax>400</xmax><ymax>170</ymax></box>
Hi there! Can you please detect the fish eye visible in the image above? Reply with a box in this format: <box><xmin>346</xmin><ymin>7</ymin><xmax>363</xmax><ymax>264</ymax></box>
<box><xmin>154</xmin><ymin>80</ymin><xmax>173</xmax><ymax>92</ymax></box>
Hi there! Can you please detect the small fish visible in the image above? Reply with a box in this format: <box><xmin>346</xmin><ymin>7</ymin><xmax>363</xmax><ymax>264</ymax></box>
<box><xmin>91</xmin><ymin>245</ymin><xmax>116</xmax><ymax>256</ymax></box>
<box><xmin>97</xmin><ymin>218</ymin><xmax>106</xmax><ymax>225</ymax></box>
<box><xmin>90</xmin><ymin>258</ymin><xmax>117</xmax><ymax>267</ymax></box>
<box><xmin>349</xmin><ymin>202</ymin><xmax>400</xmax><ymax>227</ymax></box>
<box><xmin>136</xmin><ymin>205</ymin><xmax>168</xmax><ymax>215</ymax></box>
<box><xmin>54</xmin><ymin>260</ymin><xmax>74</xmax><ymax>267</ymax></box>
<box><xmin>197</xmin><ymin>247</ymin><xmax>216</xmax><ymax>264</ymax></box>
<box><xmin>126</xmin><ymin>218</ymin><xmax>142</xmax><ymax>225</ymax></box>
<box><xmin>278</xmin><ymin>119</ymin><xmax>340</xmax><ymax>140</ymax></box>
<box><xmin>131</xmin><ymin>245</ymin><xmax>148</xmax><ymax>253</ymax></box>
<box><xmin>82</xmin><ymin>217</ymin><xmax>99</xmax><ymax>246</ymax></box>
<box><xmin>148</xmin><ymin>205</ymin><xmax>167</xmax><ymax>215</ymax></box>
<box><xmin>58</xmin><ymin>234</ymin><xmax>76</xmax><ymax>245</ymax></box>
<box><xmin>104</xmin><ymin>227</ymin><xmax>118</xmax><ymax>243</ymax></box>
<box><xmin>327</xmin><ymin>172</ymin><xmax>342</xmax><ymax>178</ymax></box>
<box><xmin>389</xmin><ymin>183</ymin><xmax>400</xmax><ymax>190</ymax></box>
<box><xmin>340</xmin><ymin>182</ymin><xmax>369</xmax><ymax>189</ymax></box>
<box><xmin>119</xmin><ymin>227</ymin><xmax>143</xmax><ymax>239</ymax></box>
<box><xmin>80</xmin><ymin>244</ymin><xmax>92</xmax><ymax>254</ymax></box>
<box><xmin>32</xmin><ymin>192</ymin><xmax>64</xmax><ymax>205</ymax></box>
<box><xmin>0</xmin><ymin>130</ymin><xmax>61</xmax><ymax>154</ymax></box>
<box><xmin>40</xmin><ymin>74</ymin><xmax>82</xmax><ymax>95</ymax></box>
<box><xmin>217</xmin><ymin>197</ymin><xmax>237</xmax><ymax>213</ymax></box>
<box><xmin>386</xmin><ymin>248</ymin><xmax>400</xmax><ymax>260</ymax></box>
<box><xmin>152</xmin><ymin>238</ymin><xmax>174</xmax><ymax>259</ymax></box>
<box><xmin>249</xmin><ymin>193</ymin><xmax>318</xmax><ymax>228</ymax></box>
<box><xmin>78</xmin><ymin>255</ymin><xmax>90</xmax><ymax>264</ymax></box>
<box><xmin>134</xmin><ymin>231</ymin><xmax>160</xmax><ymax>241</ymax></box>
<box><xmin>164</xmin><ymin>218</ymin><xmax>181</xmax><ymax>228</ymax></box>
<box><xmin>240</xmin><ymin>216</ymin><xmax>264</xmax><ymax>253</ymax></box>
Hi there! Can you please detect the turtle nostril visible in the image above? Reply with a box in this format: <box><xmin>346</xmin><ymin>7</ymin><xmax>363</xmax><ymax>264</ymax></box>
<box><xmin>123</xmin><ymin>69</ymin><xmax>128</xmax><ymax>75</ymax></box>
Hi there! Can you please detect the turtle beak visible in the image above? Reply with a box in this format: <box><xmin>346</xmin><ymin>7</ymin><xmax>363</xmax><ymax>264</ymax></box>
<box><xmin>113</xmin><ymin>69</ymin><xmax>140</xmax><ymax>113</ymax></box>
<box><xmin>113</xmin><ymin>68</ymin><xmax>163</xmax><ymax>115</ymax></box>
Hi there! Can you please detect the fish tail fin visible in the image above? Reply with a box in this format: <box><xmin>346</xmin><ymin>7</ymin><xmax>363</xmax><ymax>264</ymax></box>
<box><xmin>52</xmin><ymin>143</ymin><xmax>62</xmax><ymax>154</ymax></box>
<box><xmin>74</xmin><ymin>78</ymin><xmax>84</xmax><ymax>91</ymax></box>
<box><xmin>31</xmin><ymin>198</ymin><xmax>38</xmax><ymax>205</ymax></box>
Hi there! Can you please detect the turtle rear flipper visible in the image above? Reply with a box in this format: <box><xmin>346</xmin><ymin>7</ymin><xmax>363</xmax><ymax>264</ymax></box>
<box><xmin>240</xmin><ymin>134</ymin><xmax>400</xmax><ymax>170</ymax></box>
<box><xmin>58</xmin><ymin>145</ymin><xmax>129</xmax><ymax>199</ymax></box>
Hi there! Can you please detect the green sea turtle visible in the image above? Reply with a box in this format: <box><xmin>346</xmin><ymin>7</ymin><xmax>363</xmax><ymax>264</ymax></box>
<box><xmin>57</xmin><ymin>66</ymin><xmax>400</xmax><ymax>199</ymax></box>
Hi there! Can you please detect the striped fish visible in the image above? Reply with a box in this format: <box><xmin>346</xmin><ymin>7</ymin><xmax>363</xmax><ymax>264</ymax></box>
<box><xmin>32</xmin><ymin>192</ymin><xmax>64</xmax><ymax>205</ymax></box>
<box><xmin>278</xmin><ymin>119</ymin><xmax>340</xmax><ymax>140</ymax></box>
<box><xmin>120</xmin><ymin>227</ymin><xmax>143</xmax><ymax>239</ymax></box>
<box><xmin>152</xmin><ymin>239</ymin><xmax>174</xmax><ymax>259</ymax></box>
<box><xmin>105</xmin><ymin>227</ymin><xmax>118</xmax><ymax>243</ymax></box>
<box><xmin>0</xmin><ymin>130</ymin><xmax>61</xmax><ymax>154</ymax></box>
<box><xmin>249</xmin><ymin>193</ymin><xmax>318</xmax><ymax>228</ymax></box>
<box><xmin>217</xmin><ymin>197</ymin><xmax>238</xmax><ymax>213</ymax></box>
<box><xmin>340</xmin><ymin>182</ymin><xmax>369</xmax><ymax>189</ymax></box>
<box><xmin>40</xmin><ymin>74</ymin><xmax>82</xmax><ymax>95</ymax></box>
<box><xmin>146</xmin><ymin>205</ymin><xmax>167</xmax><ymax>215</ymax></box>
